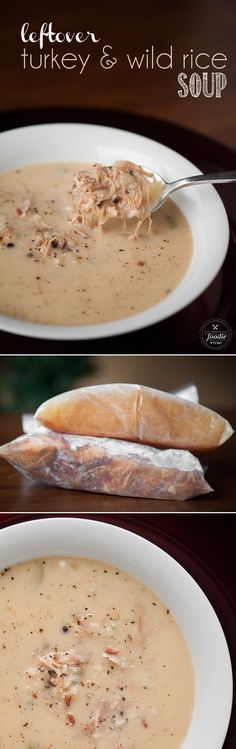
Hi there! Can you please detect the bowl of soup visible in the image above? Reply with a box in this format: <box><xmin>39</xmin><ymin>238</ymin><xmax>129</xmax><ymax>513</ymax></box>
<box><xmin>0</xmin><ymin>123</ymin><xmax>229</xmax><ymax>339</ymax></box>
<box><xmin>0</xmin><ymin>516</ymin><xmax>232</xmax><ymax>749</ymax></box>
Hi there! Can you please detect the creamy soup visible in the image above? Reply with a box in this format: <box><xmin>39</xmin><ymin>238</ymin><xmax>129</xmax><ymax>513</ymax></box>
<box><xmin>0</xmin><ymin>163</ymin><xmax>192</xmax><ymax>325</ymax></box>
<box><xmin>0</xmin><ymin>557</ymin><xmax>194</xmax><ymax>749</ymax></box>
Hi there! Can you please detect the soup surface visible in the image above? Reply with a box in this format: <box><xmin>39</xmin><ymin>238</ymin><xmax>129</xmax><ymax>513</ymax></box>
<box><xmin>0</xmin><ymin>163</ymin><xmax>192</xmax><ymax>325</ymax></box>
<box><xmin>0</xmin><ymin>557</ymin><xmax>194</xmax><ymax>749</ymax></box>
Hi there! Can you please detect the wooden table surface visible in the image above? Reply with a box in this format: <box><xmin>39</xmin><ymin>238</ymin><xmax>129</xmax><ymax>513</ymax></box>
<box><xmin>1</xmin><ymin>0</ymin><xmax>236</xmax><ymax>150</ymax></box>
<box><xmin>0</xmin><ymin>412</ymin><xmax>235</xmax><ymax>512</ymax></box>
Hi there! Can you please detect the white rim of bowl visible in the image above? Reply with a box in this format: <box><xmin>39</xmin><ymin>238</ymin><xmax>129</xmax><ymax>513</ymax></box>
<box><xmin>0</xmin><ymin>516</ymin><xmax>233</xmax><ymax>749</ymax></box>
<box><xmin>0</xmin><ymin>122</ymin><xmax>230</xmax><ymax>339</ymax></box>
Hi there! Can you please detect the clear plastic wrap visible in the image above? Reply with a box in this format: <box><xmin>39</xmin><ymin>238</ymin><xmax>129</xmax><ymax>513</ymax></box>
<box><xmin>35</xmin><ymin>383</ymin><xmax>233</xmax><ymax>454</ymax></box>
<box><xmin>21</xmin><ymin>383</ymin><xmax>199</xmax><ymax>435</ymax></box>
<box><xmin>0</xmin><ymin>427</ymin><xmax>212</xmax><ymax>500</ymax></box>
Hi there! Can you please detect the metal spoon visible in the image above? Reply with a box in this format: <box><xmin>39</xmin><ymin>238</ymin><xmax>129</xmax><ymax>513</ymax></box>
<box><xmin>144</xmin><ymin>169</ymin><xmax>236</xmax><ymax>212</ymax></box>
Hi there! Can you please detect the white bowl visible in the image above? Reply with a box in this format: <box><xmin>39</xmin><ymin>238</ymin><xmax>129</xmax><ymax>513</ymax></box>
<box><xmin>0</xmin><ymin>516</ymin><xmax>232</xmax><ymax>749</ymax></box>
<box><xmin>0</xmin><ymin>122</ymin><xmax>229</xmax><ymax>340</ymax></box>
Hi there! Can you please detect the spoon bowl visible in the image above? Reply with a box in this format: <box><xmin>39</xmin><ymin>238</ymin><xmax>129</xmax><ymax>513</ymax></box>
<box><xmin>145</xmin><ymin>168</ymin><xmax>236</xmax><ymax>212</ymax></box>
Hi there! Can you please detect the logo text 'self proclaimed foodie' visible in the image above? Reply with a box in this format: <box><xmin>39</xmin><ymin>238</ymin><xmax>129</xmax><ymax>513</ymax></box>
<box><xmin>200</xmin><ymin>319</ymin><xmax>232</xmax><ymax>350</ymax></box>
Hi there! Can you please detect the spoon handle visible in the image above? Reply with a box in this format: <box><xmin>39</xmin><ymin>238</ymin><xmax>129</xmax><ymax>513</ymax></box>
<box><xmin>170</xmin><ymin>171</ymin><xmax>236</xmax><ymax>190</ymax></box>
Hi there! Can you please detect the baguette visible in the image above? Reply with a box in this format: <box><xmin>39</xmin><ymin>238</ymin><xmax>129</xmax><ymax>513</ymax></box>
<box><xmin>35</xmin><ymin>384</ymin><xmax>233</xmax><ymax>454</ymax></box>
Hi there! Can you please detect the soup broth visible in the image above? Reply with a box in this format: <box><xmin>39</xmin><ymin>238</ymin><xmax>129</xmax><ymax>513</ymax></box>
<box><xmin>0</xmin><ymin>556</ymin><xmax>194</xmax><ymax>749</ymax></box>
<box><xmin>0</xmin><ymin>163</ymin><xmax>192</xmax><ymax>325</ymax></box>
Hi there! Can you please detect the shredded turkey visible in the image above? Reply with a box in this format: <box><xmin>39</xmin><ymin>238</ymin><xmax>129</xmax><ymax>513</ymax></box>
<box><xmin>31</xmin><ymin>226</ymin><xmax>85</xmax><ymax>258</ymax></box>
<box><xmin>71</xmin><ymin>160</ymin><xmax>157</xmax><ymax>239</ymax></box>
<box><xmin>102</xmin><ymin>650</ymin><xmax>129</xmax><ymax>669</ymax></box>
<box><xmin>0</xmin><ymin>214</ymin><xmax>15</xmax><ymax>245</ymax></box>
<box><xmin>26</xmin><ymin>648</ymin><xmax>87</xmax><ymax>699</ymax></box>
<box><xmin>16</xmin><ymin>197</ymin><xmax>31</xmax><ymax>217</ymax></box>
<box><xmin>83</xmin><ymin>696</ymin><xmax>128</xmax><ymax>736</ymax></box>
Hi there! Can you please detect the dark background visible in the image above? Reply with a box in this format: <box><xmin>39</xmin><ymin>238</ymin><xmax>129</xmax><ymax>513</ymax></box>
<box><xmin>1</xmin><ymin>0</ymin><xmax>235</xmax><ymax>148</ymax></box>
<box><xmin>0</xmin><ymin>354</ymin><xmax>235</xmax><ymax>410</ymax></box>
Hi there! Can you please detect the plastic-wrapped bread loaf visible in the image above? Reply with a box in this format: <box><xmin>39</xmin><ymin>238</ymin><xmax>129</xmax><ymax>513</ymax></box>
<box><xmin>0</xmin><ymin>428</ymin><xmax>212</xmax><ymax>500</ymax></box>
<box><xmin>35</xmin><ymin>384</ymin><xmax>233</xmax><ymax>454</ymax></box>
